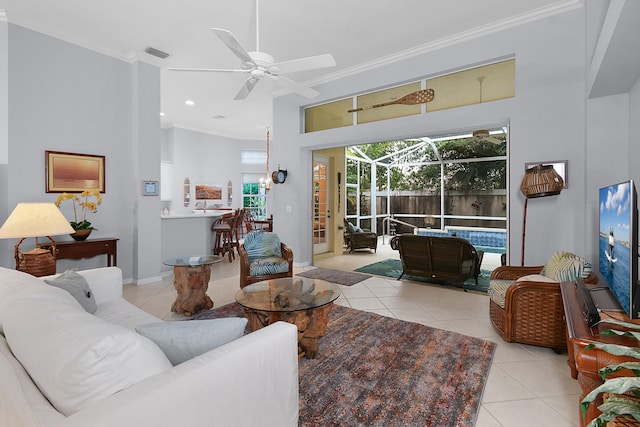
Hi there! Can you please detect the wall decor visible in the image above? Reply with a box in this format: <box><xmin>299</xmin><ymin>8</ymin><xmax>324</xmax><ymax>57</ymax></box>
<box><xmin>525</xmin><ymin>160</ymin><xmax>568</xmax><ymax>189</ymax></box>
<box><xmin>142</xmin><ymin>181</ymin><xmax>159</xmax><ymax>196</ymax></box>
<box><xmin>45</xmin><ymin>150</ymin><xmax>106</xmax><ymax>193</ymax></box>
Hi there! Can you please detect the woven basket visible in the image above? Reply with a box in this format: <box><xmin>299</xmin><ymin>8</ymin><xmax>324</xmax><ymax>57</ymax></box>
<box><xmin>520</xmin><ymin>164</ymin><xmax>563</xmax><ymax>198</ymax></box>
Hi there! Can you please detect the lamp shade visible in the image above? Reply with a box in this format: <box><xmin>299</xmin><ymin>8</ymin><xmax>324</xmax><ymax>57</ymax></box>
<box><xmin>520</xmin><ymin>164</ymin><xmax>564</xmax><ymax>199</ymax></box>
<box><xmin>0</xmin><ymin>203</ymin><xmax>75</xmax><ymax>239</ymax></box>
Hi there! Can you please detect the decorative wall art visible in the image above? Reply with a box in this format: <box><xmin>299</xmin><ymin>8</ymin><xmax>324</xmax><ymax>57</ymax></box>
<box><xmin>142</xmin><ymin>181</ymin><xmax>159</xmax><ymax>196</ymax></box>
<box><xmin>45</xmin><ymin>151</ymin><xmax>106</xmax><ymax>193</ymax></box>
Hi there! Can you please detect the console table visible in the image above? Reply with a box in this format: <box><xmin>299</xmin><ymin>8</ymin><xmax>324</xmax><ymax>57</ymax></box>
<box><xmin>41</xmin><ymin>238</ymin><xmax>119</xmax><ymax>267</ymax></box>
<box><xmin>561</xmin><ymin>281</ymin><xmax>640</xmax><ymax>426</ymax></box>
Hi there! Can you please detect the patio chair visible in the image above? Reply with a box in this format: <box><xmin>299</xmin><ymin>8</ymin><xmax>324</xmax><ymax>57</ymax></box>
<box><xmin>343</xmin><ymin>219</ymin><xmax>377</xmax><ymax>253</ymax></box>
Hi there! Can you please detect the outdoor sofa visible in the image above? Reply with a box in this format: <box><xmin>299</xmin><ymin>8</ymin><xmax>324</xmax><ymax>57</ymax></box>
<box><xmin>390</xmin><ymin>234</ymin><xmax>483</xmax><ymax>291</ymax></box>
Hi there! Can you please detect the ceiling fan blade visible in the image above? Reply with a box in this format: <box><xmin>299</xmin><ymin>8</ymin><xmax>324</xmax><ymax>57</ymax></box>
<box><xmin>168</xmin><ymin>67</ymin><xmax>249</xmax><ymax>73</ymax></box>
<box><xmin>234</xmin><ymin>77</ymin><xmax>260</xmax><ymax>100</ymax></box>
<box><xmin>274</xmin><ymin>54</ymin><xmax>336</xmax><ymax>74</ymax></box>
<box><xmin>486</xmin><ymin>136</ymin><xmax>504</xmax><ymax>144</ymax></box>
<box><xmin>275</xmin><ymin>75</ymin><xmax>319</xmax><ymax>99</ymax></box>
<box><xmin>211</xmin><ymin>28</ymin><xmax>255</xmax><ymax>65</ymax></box>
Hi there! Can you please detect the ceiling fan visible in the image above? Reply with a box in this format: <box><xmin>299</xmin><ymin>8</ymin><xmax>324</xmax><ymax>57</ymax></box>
<box><xmin>472</xmin><ymin>129</ymin><xmax>505</xmax><ymax>144</ymax></box>
<box><xmin>169</xmin><ymin>1</ymin><xmax>336</xmax><ymax>100</ymax></box>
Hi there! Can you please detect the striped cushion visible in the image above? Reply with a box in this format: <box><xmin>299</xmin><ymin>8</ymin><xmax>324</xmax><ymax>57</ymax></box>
<box><xmin>249</xmin><ymin>257</ymin><xmax>290</xmax><ymax>276</ymax></box>
<box><xmin>487</xmin><ymin>279</ymin><xmax>513</xmax><ymax>308</ymax></box>
<box><xmin>541</xmin><ymin>251</ymin><xmax>592</xmax><ymax>282</ymax></box>
<box><xmin>243</xmin><ymin>231</ymin><xmax>282</xmax><ymax>258</ymax></box>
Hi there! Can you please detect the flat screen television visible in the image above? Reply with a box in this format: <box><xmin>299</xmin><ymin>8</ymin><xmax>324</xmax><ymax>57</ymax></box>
<box><xmin>598</xmin><ymin>179</ymin><xmax>639</xmax><ymax>318</ymax></box>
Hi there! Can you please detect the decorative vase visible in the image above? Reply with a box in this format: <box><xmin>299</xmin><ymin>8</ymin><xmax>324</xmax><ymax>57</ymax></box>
<box><xmin>71</xmin><ymin>229</ymin><xmax>92</xmax><ymax>241</ymax></box>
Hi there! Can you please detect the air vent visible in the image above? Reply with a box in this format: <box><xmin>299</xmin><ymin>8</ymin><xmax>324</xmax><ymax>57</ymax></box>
<box><xmin>144</xmin><ymin>47</ymin><xmax>170</xmax><ymax>59</ymax></box>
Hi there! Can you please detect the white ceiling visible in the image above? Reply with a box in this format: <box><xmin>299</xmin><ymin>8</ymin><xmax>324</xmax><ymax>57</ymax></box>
<box><xmin>0</xmin><ymin>0</ymin><xmax>581</xmax><ymax>140</ymax></box>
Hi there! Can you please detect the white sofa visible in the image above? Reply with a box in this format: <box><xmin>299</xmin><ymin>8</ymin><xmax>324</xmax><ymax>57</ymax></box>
<box><xmin>0</xmin><ymin>266</ymin><xmax>299</xmax><ymax>426</ymax></box>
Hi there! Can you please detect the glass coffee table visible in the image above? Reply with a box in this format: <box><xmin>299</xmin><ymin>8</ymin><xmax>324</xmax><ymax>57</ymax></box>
<box><xmin>235</xmin><ymin>277</ymin><xmax>341</xmax><ymax>359</ymax></box>
<box><xmin>163</xmin><ymin>256</ymin><xmax>224</xmax><ymax>316</ymax></box>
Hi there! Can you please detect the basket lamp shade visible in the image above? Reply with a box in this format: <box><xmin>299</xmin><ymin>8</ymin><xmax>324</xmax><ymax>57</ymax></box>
<box><xmin>0</xmin><ymin>203</ymin><xmax>75</xmax><ymax>276</ymax></box>
<box><xmin>520</xmin><ymin>164</ymin><xmax>564</xmax><ymax>266</ymax></box>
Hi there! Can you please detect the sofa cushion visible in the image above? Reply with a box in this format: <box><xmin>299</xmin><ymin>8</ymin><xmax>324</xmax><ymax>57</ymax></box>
<box><xmin>135</xmin><ymin>317</ymin><xmax>248</xmax><ymax>365</ymax></box>
<box><xmin>244</xmin><ymin>231</ymin><xmax>282</xmax><ymax>258</ymax></box>
<box><xmin>0</xmin><ymin>335</ymin><xmax>65</xmax><ymax>427</ymax></box>
<box><xmin>3</xmin><ymin>298</ymin><xmax>172</xmax><ymax>416</ymax></box>
<box><xmin>487</xmin><ymin>279</ymin><xmax>513</xmax><ymax>308</ymax></box>
<box><xmin>0</xmin><ymin>267</ymin><xmax>79</xmax><ymax>334</ymax></box>
<box><xmin>541</xmin><ymin>251</ymin><xmax>592</xmax><ymax>282</ymax></box>
<box><xmin>44</xmin><ymin>269</ymin><xmax>97</xmax><ymax>313</ymax></box>
<box><xmin>249</xmin><ymin>257</ymin><xmax>290</xmax><ymax>276</ymax></box>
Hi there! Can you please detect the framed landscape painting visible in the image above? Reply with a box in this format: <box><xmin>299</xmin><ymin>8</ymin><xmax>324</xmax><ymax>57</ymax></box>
<box><xmin>45</xmin><ymin>151</ymin><xmax>105</xmax><ymax>193</ymax></box>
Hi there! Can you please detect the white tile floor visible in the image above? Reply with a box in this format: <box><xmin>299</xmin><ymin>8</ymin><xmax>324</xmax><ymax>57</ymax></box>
<box><xmin>123</xmin><ymin>239</ymin><xmax>582</xmax><ymax>427</ymax></box>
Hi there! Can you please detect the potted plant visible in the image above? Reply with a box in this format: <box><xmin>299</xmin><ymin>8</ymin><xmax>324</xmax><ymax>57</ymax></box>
<box><xmin>55</xmin><ymin>189</ymin><xmax>102</xmax><ymax>241</ymax></box>
<box><xmin>581</xmin><ymin>319</ymin><xmax>640</xmax><ymax>427</ymax></box>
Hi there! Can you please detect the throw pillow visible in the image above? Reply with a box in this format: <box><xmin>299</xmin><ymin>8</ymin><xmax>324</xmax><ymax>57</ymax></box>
<box><xmin>3</xmin><ymin>298</ymin><xmax>171</xmax><ymax>416</ymax></box>
<box><xmin>44</xmin><ymin>269</ymin><xmax>97</xmax><ymax>314</ymax></box>
<box><xmin>541</xmin><ymin>251</ymin><xmax>592</xmax><ymax>282</ymax></box>
<box><xmin>347</xmin><ymin>222</ymin><xmax>357</xmax><ymax>233</ymax></box>
<box><xmin>244</xmin><ymin>231</ymin><xmax>282</xmax><ymax>258</ymax></box>
<box><xmin>516</xmin><ymin>274</ymin><xmax>560</xmax><ymax>283</ymax></box>
<box><xmin>135</xmin><ymin>317</ymin><xmax>248</xmax><ymax>365</ymax></box>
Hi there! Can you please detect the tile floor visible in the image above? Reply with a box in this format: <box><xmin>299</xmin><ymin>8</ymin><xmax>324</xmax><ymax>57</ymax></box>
<box><xmin>123</xmin><ymin>239</ymin><xmax>582</xmax><ymax>427</ymax></box>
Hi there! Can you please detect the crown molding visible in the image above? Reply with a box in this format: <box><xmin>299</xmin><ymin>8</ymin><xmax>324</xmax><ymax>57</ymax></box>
<box><xmin>302</xmin><ymin>0</ymin><xmax>583</xmax><ymax>89</ymax></box>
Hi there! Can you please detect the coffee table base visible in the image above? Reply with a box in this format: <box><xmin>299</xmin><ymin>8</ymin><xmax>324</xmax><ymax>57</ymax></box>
<box><xmin>171</xmin><ymin>265</ymin><xmax>213</xmax><ymax>316</ymax></box>
<box><xmin>243</xmin><ymin>303</ymin><xmax>334</xmax><ymax>359</ymax></box>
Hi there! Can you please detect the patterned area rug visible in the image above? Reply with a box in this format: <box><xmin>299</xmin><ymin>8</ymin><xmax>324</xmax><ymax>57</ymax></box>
<box><xmin>296</xmin><ymin>267</ymin><xmax>371</xmax><ymax>286</ymax></box>
<box><xmin>354</xmin><ymin>258</ymin><xmax>492</xmax><ymax>292</ymax></box>
<box><xmin>193</xmin><ymin>303</ymin><xmax>496</xmax><ymax>426</ymax></box>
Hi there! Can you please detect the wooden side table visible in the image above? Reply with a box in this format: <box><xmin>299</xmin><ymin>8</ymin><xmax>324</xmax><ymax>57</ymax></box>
<box><xmin>163</xmin><ymin>256</ymin><xmax>224</xmax><ymax>316</ymax></box>
<box><xmin>41</xmin><ymin>238</ymin><xmax>119</xmax><ymax>267</ymax></box>
<box><xmin>561</xmin><ymin>281</ymin><xmax>640</xmax><ymax>426</ymax></box>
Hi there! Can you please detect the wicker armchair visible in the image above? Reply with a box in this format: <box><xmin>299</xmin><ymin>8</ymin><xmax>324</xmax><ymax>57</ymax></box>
<box><xmin>238</xmin><ymin>235</ymin><xmax>294</xmax><ymax>289</ymax></box>
<box><xmin>343</xmin><ymin>219</ymin><xmax>377</xmax><ymax>253</ymax></box>
<box><xmin>489</xmin><ymin>265</ymin><xmax>598</xmax><ymax>350</ymax></box>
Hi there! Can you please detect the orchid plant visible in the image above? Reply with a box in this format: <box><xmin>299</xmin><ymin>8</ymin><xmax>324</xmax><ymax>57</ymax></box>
<box><xmin>55</xmin><ymin>189</ymin><xmax>102</xmax><ymax>231</ymax></box>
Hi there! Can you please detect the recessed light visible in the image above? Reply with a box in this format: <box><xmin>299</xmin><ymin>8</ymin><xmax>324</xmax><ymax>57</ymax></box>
<box><xmin>160</xmin><ymin>112</ymin><xmax>165</xmax><ymax>117</ymax></box>
<box><xmin>185</xmin><ymin>100</ymin><xmax>195</xmax><ymax>106</ymax></box>
<box><xmin>211</xmin><ymin>115</ymin><xmax>226</xmax><ymax>120</ymax></box>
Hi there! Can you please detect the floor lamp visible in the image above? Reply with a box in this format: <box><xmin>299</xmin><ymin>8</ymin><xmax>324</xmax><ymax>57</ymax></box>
<box><xmin>0</xmin><ymin>203</ymin><xmax>75</xmax><ymax>276</ymax></box>
<box><xmin>519</xmin><ymin>164</ymin><xmax>564</xmax><ymax>266</ymax></box>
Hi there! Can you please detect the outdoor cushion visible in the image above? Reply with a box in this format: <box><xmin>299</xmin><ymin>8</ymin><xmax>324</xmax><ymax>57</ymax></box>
<box><xmin>249</xmin><ymin>257</ymin><xmax>290</xmax><ymax>276</ymax></box>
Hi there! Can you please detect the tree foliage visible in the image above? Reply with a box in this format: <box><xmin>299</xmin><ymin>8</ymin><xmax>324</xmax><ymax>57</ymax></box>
<box><xmin>348</xmin><ymin>136</ymin><xmax>506</xmax><ymax>193</ymax></box>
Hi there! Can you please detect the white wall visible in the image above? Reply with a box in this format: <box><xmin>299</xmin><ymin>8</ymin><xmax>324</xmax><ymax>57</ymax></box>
<box><xmin>0</xmin><ymin>24</ymin><xmax>157</xmax><ymax>282</ymax></box>
<box><xmin>161</xmin><ymin>127</ymin><xmax>264</xmax><ymax>214</ymax></box>
<box><xmin>273</xmin><ymin>7</ymin><xmax>590</xmax><ymax>267</ymax></box>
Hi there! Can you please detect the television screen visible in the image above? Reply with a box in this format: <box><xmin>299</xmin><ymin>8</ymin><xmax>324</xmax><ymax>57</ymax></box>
<box><xmin>598</xmin><ymin>180</ymin><xmax>639</xmax><ymax>318</ymax></box>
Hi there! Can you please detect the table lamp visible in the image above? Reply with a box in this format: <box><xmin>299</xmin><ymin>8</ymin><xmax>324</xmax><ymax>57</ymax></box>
<box><xmin>0</xmin><ymin>203</ymin><xmax>75</xmax><ymax>276</ymax></box>
<box><xmin>519</xmin><ymin>164</ymin><xmax>564</xmax><ymax>265</ymax></box>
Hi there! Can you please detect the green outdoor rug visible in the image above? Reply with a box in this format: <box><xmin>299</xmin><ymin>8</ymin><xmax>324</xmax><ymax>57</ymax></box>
<box><xmin>355</xmin><ymin>258</ymin><xmax>492</xmax><ymax>292</ymax></box>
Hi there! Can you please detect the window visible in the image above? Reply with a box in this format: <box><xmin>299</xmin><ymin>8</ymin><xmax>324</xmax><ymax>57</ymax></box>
<box><xmin>242</xmin><ymin>173</ymin><xmax>267</xmax><ymax>218</ymax></box>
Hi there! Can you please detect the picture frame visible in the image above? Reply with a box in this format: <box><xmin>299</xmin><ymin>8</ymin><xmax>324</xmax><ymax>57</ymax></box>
<box><xmin>142</xmin><ymin>180</ymin><xmax>159</xmax><ymax>196</ymax></box>
<box><xmin>45</xmin><ymin>150</ymin><xmax>106</xmax><ymax>193</ymax></box>
<box><xmin>525</xmin><ymin>160</ymin><xmax>568</xmax><ymax>189</ymax></box>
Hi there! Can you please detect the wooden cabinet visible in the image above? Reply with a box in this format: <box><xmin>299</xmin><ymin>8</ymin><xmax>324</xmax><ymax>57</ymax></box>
<box><xmin>41</xmin><ymin>238</ymin><xmax>119</xmax><ymax>267</ymax></box>
<box><xmin>561</xmin><ymin>282</ymin><xmax>640</xmax><ymax>426</ymax></box>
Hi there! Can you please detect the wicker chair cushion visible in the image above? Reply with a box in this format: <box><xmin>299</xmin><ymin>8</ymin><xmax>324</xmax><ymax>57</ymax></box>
<box><xmin>243</xmin><ymin>231</ymin><xmax>282</xmax><ymax>258</ymax></box>
<box><xmin>487</xmin><ymin>279</ymin><xmax>513</xmax><ymax>308</ymax></box>
<box><xmin>248</xmin><ymin>257</ymin><xmax>290</xmax><ymax>276</ymax></box>
<box><xmin>540</xmin><ymin>251</ymin><xmax>592</xmax><ymax>281</ymax></box>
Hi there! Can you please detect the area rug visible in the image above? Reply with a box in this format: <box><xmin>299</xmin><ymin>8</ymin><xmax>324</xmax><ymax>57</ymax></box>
<box><xmin>355</xmin><ymin>258</ymin><xmax>492</xmax><ymax>292</ymax></box>
<box><xmin>296</xmin><ymin>267</ymin><xmax>371</xmax><ymax>286</ymax></box>
<box><xmin>193</xmin><ymin>302</ymin><xmax>496</xmax><ymax>426</ymax></box>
